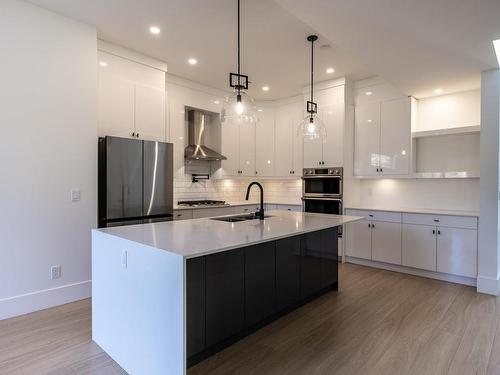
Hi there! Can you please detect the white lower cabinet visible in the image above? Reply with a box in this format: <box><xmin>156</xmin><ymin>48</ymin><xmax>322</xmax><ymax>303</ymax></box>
<box><xmin>347</xmin><ymin>209</ymin><xmax>478</xmax><ymax>281</ymax></box>
<box><xmin>402</xmin><ymin>224</ymin><xmax>437</xmax><ymax>271</ymax></box>
<box><xmin>371</xmin><ymin>221</ymin><xmax>402</xmax><ymax>265</ymax></box>
<box><xmin>436</xmin><ymin>227</ymin><xmax>477</xmax><ymax>277</ymax></box>
<box><xmin>345</xmin><ymin>218</ymin><xmax>372</xmax><ymax>260</ymax></box>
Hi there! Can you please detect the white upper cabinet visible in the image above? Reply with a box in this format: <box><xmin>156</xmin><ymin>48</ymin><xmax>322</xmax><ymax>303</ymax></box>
<box><xmin>135</xmin><ymin>84</ymin><xmax>166</xmax><ymax>142</ymax></box>
<box><xmin>239</xmin><ymin>122</ymin><xmax>256</xmax><ymax>176</ymax></box>
<box><xmin>97</xmin><ymin>51</ymin><xmax>166</xmax><ymax>141</ymax></box>
<box><xmin>255</xmin><ymin>109</ymin><xmax>275</xmax><ymax>177</ymax></box>
<box><xmin>354</xmin><ymin>97</ymin><xmax>414</xmax><ymax>177</ymax></box>
<box><xmin>303</xmin><ymin>84</ymin><xmax>345</xmax><ymax>168</ymax></box>
<box><xmin>98</xmin><ymin>73</ymin><xmax>135</xmax><ymax>139</ymax></box>
<box><xmin>354</xmin><ymin>102</ymin><xmax>381</xmax><ymax>176</ymax></box>
<box><xmin>275</xmin><ymin>101</ymin><xmax>303</xmax><ymax>176</ymax></box>
<box><xmin>380</xmin><ymin>98</ymin><xmax>411</xmax><ymax>175</ymax></box>
<box><xmin>221</xmin><ymin>122</ymin><xmax>241</xmax><ymax>176</ymax></box>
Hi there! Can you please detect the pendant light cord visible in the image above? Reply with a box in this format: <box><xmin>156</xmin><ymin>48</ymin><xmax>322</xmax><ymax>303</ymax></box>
<box><xmin>310</xmin><ymin>37</ymin><xmax>314</xmax><ymax>105</ymax></box>
<box><xmin>237</xmin><ymin>0</ymin><xmax>241</xmax><ymax>96</ymax></box>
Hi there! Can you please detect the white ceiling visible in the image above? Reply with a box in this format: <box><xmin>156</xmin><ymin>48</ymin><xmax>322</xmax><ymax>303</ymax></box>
<box><xmin>276</xmin><ymin>0</ymin><xmax>500</xmax><ymax>98</ymax></box>
<box><xmin>28</xmin><ymin>0</ymin><xmax>500</xmax><ymax>99</ymax></box>
<box><xmin>27</xmin><ymin>0</ymin><xmax>372</xmax><ymax>100</ymax></box>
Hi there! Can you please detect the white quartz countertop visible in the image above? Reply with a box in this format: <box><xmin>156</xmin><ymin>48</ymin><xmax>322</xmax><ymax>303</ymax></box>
<box><xmin>345</xmin><ymin>206</ymin><xmax>479</xmax><ymax>217</ymax></box>
<box><xmin>173</xmin><ymin>201</ymin><xmax>302</xmax><ymax>210</ymax></box>
<box><xmin>95</xmin><ymin>211</ymin><xmax>361</xmax><ymax>259</ymax></box>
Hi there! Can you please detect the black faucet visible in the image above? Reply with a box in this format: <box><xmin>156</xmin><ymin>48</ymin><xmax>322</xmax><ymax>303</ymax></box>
<box><xmin>245</xmin><ymin>182</ymin><xmax>265</xmax><ymax>220</ymax></box>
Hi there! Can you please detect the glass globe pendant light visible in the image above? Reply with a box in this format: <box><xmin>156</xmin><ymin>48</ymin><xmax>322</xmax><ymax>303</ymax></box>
<box><xmin>298</xmin><ymin>35</ymin><xmax>327</xmax><ymax>140</ymax></box>
<box><xmin>221</xmin><ymin>0</ymin><xmax>256</xmax><ymax>124</ymax></box>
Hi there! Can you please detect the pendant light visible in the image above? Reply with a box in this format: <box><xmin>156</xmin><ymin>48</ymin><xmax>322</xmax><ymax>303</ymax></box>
<box><xmin>221</xmin><ymin>0</ymin><xmax>256</xmax><ymax>124</ymax></box>
<box><xmin>298</xmin><ymin>35</ymin><xmax>326</xmax><ymax>140</ymax></box>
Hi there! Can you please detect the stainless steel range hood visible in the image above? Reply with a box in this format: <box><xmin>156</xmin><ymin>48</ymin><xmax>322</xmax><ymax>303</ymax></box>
<box><xmin>184</xmin><ymin>109</ymin><xmax>227</xmax><ymax>161</ymax></box>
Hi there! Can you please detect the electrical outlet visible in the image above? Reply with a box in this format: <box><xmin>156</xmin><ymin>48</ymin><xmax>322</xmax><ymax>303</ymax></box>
<box><xmin>70</xmin><ymin>189</ymin><xmax>81</xmax><ymax>202</ymax></box>
<box><xmin>51</xmin><ymin>265</ymin><xmax>61</xmax><ymax>280</ymax></box>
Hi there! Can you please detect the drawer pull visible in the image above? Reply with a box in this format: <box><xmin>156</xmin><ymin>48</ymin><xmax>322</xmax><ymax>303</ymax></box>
<box><xmin>434</xmin><ymin>219</ymin><xmax>440</xmax><ymax>222</ymax></box>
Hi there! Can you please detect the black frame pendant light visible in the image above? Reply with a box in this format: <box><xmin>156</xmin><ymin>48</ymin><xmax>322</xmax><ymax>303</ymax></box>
<box><xmin>298</xmin><ymin>35</ymin><xmax>326</xmax><ymax>140</ymax></box>
<box><xmin>221</xmin><ymin>0</ymin><xmax>256</xmax><ymax>123</ymax></box>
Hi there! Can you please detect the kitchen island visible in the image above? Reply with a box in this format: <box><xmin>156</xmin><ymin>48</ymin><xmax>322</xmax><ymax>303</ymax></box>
<box><xmin>92</xmin><ymin>211</ymin><xmax>361</xmax><ymax>375</ymax></box>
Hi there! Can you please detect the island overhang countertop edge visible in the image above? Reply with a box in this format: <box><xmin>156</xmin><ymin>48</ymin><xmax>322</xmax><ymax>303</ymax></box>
<box><xmin>93</xmin><ymin>211</ymin><xmax>363</xmax><ymax>259</ymax></box>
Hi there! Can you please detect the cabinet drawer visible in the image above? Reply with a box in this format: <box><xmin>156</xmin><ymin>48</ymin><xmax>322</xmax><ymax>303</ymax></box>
<box><xmin>345</xmin><ymin>209</ymin><xmax>401</xmax><ymax>223</ymax></box>
<box><xmin>192</xmin><ymin>207</ymin><xmax>235</xmax><ymax>219</ymax></box>
<box><xmin>276</xmin><ymin>204</ymin><xmax>302</xmax><ymax>212</ymax></box>
<box><xmin>174</xmin><ymin>209</ymin><xmax>193</xmax><ymax>220</ymax></box>
<box><xmin>402</xmin><ymin>213</ymin><xmax>477</xmax><ymax>229</ymax></box>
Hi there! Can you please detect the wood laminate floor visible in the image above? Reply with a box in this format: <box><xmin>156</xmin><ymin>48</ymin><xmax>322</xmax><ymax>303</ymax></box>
<box><xmin>1</xmin><ymin>264</ymin><xmax>500</xmax><ymax>375</ymax></box>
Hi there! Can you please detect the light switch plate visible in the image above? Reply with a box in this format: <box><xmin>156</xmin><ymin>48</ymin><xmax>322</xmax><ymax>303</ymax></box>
<box><xmin>70</xmin><ymin>189</ymin><xmax>81</xmax><ymax>202</ymax></box>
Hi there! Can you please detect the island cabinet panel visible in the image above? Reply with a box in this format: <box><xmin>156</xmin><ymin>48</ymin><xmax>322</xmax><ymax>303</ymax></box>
<box><xmin>244</xmin><ymin>242</ymin><xmax>276</xmax><ymax>327</ymax></box>
<box><xmin>205</xmin><ymin>249</ymin><xmax>245</xmax><ymax>347</ymax></box>
<box><xmin>186</xmin><ymin>257</ymin><xmax>205</xmax><ymax>358</ymax></box>
<box><xmin>300</xmin><ymin>232</ymin><xmax>323</xmax><ymax>298</ymax></box>
<box><xmin>321</xmin><ymin>229</ymin><xmax>339</xmax><ymax>288</ymax></box>
<box><xmin>275</xmin><ymin>236</ymin><xmax>301</xmax><ymax>311</ymax></box>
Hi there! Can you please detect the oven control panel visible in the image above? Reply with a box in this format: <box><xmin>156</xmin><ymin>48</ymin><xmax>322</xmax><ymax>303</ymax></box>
<box><xmin>303</xmin><ymin>167</ymin><xmax>343</xmax><ymax>176</ymax></box>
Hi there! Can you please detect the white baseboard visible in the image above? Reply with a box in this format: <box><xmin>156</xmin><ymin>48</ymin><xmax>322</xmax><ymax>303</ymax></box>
<box><xmin>0</xmin><ymin>280</ymin><xmax>91</xmax><ymax>321</ymax></box>
<box><xmin>345</xmin><ymin>257</ymin><xmax>477</xmax><ymax>287</ymax></box>
<box><xmin>476</xmin><ymin>275</ymin><xmax>500</xmax><ymax>296</ymax></box>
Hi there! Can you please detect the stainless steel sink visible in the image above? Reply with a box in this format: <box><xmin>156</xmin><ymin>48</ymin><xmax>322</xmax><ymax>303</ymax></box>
<box><xmin>210</xmin><ymin>213</ymin><xmax>272</xmax><ymax>222</ymax></box>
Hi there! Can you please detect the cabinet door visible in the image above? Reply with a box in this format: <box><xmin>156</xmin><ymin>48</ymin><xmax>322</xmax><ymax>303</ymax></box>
<box><xmin>221</xmin><ymin>123</ymin><xmax>240</xmax><ymax>176</ymax></box>
<box><xmin>135</xmin><ymin>84</ymin><xmax>166</xmax><ymax>142</ymax></box>
<box><xmin>437</xmin><ymin>227</ymin><xmax>477</xmax><ymax>277</ymax></box>
<box><xmin>186</xmin><ymin>257</ymin><xmax>205</xmax><ymax>358</ymax></box>
<box><xmin>205</xmin><ymin>249</ymin><xmax>244</xmax><ymax>347</ymax></box>
<box><xmin>300</xmin><ymin>231</ymin><xmax>323</xmax><ymax>297</ymax></box>
<box><xmin>275</xmin><ymin>105</ymin><xmax>294</xmax><ymax>177</ymax></box>
<box><xmin>276</xmin><ymin>236</ymin><xmax>301</xmax><ymax>311</ymax></box>
<box><xmin>255</xmin><ymin>110</ymin><xmax>275</xmax><ymax>177</ymax></box>
<box><xmin>354</xmin><ymin>103</ymin><xmax>380</xmax><ymax>176</ymax></box>
<box><xmin>239</xmin><ymin>122</ymin><xmax>256</xmax><ymax>176</ymax></box>
<box><xmin>345</xmin><ymin>219</ymin><xmax>372</xmax><ymax>260</ymax></box>
<box><xmin>380</xmin><ymin>98</ymin><xmax>411</xmax><ymax>175</ymax></box>
<box><xmin>98</xmin><ymin>74</ymin><xmax>135</xmax><ymax>138</ymax></box>
<box><xmin>371</xmin><ymin>221</ymin><xmax>402</xmax><ymax>265</ymax></box>
<box><xmin>291</xmin><ymin>104</ymin><xmax>304</xmax><ymax>174</ymax></box>
<box><xmin>320</xmin><ymin>102</ymin><xmax>344</xmax><ymax>167</ymax></box>
<box><xmin>320</xmin><ymin>228</ymin><xmax>339</xmax><ymax>288</ymax></box>
<box><xmin>303</xmin><ymin>136</ymin><xmax>323</xmax><ymax>168</ymax></box>
<box><xmin>402</xmin><ymin>224</ymin><xmax>436</xmax><ymax>271</ymax></box>
<box><xmin>244</xmin><ymin>242</ymin><xmax>276</xmax><ymax>327</ymax></box>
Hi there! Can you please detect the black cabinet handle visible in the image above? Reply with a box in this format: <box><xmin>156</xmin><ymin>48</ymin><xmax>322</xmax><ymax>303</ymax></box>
<box><xmin>434</xmin><ymin>219</ymin><xmax>440</xmax><ymax>222</ymax></box>
<box><xmin>132</xmin><ymin>132</ymin><xmax>135</xmax><ymax>137</ymax></box>
<box><xmin>380</xmin><ymin>168</ymin><xmax>383</xmax><ymax>172</ymax></box>
<box><xmin>432</xmin><ymin>229</ymin><xmax>435</xmax><ymax>234</ymax></box>
<box><xmin>376</xmin><ymin>168</ymin><xmax>379</xmax><ymax>172</ymax></box>
<box><xmin>136</xmin><ymin>133</ymin><xmax>139</xmax><ymax>138</ymax></box>
<box><xmin>438</xmin><ymin>230</ymin><xmax>441</xmax><ymax>235</ymax></box>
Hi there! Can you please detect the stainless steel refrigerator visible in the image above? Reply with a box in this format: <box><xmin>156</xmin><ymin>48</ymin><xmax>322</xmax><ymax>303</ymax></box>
<box><xmin>98</xmin><ymin>136</ymin><xmax>173</xmax><ymax>228</ymax></box>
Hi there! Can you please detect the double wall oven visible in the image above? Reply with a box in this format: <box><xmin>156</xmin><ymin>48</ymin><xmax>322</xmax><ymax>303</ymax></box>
<box><xmin>302</xmin><ymin>167</ymin><xmax>343</xmax><ymax>229</ymax></box>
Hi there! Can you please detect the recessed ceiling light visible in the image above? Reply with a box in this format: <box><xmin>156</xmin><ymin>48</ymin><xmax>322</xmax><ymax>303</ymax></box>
<box><xmin>367</xmin><ymin>119</ymin><xmax>373</xmax><ymax>123</ymax></box>
<box><xmin>326</xmin><ymin>68</ymin><xmax>335</xmax><ymax>74</ymax></box>
<box><xmin>214</xmin><ymin>100</ymin><xmax>220</xmax><ymax>104</ymax></box>
<box><xmin>257</xmin><ymin>109</ymin><xmax>263</xmax><ymax>112</ymax></box>
<box><xmin>434</xmin><ymin>88</ymin><xmax>443</xmax><ymax>94</ymax></box>
<box><xmin>188</xmin><ymin>58</ymin><xmax>197</xmax><ymax>65</ymax></box>
<box><xmin>149</xmin><ymin>26</ymin><xmax>161</xmax><ymax>35</ymax></box>
<box><xmin>494</xmin><ymin>39</ymin><xmax>500</xmax><ymax>66</ymax></box>
<box><xmin>365</xmin><ymin>91</ymin><xmax>373</xmax><ymax>96</ymax></box>
<box><xmin>262</xmin><ymin>86</ymin><xmax>270</xmax><ymax>92</ymax></box>
<box><xmin>99</xmin><ymin>61</ymin><xmax>108</xmax><ymax>67</ymax></box>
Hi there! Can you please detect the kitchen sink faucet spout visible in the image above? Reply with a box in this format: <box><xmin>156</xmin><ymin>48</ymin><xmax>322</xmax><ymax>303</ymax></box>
<box><xmin>245</xmin><ymin>182</ymin><xmax>264</xmax><ymax>220</ymax></box>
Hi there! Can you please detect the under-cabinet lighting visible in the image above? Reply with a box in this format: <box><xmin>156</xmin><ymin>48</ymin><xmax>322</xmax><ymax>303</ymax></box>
<box><xmin>434</xmin><ymin>88</ymin><xmax>443</xmax><ymax>94</ymax></box>
<box><xmin>149</xmin><ymin>26</ymin><xmax>161</xmax><ymax>35</ymax></box>
<box><xmin>326</xmin><ymin>68</ymin><xmax>335</xmax><ymax>74</ymax></box>
<box><xmin>99</xmin><ymin>62</ymin><xmax>108</xmax><ymax>67</ymax></box>
<box><xmin>365</xmin><ymin>91</ymin><xmax>373</xmax><ymax>96</ymax></box>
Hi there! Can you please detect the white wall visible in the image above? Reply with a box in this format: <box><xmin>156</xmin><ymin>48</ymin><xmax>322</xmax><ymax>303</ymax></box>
<box><xmin>417</xmin><ymin>90</ymin><xmax>481</xmax><ymax>131</ymax></box>
<box><xmin>0</xmin><ymin>0</ymin><xmax>97</xmax><ymax>319</ymax></box>
<box><xmin>478</xmin><ymin>69</ymin><xmax>500</xmax><ymax>295</ymax></box>
<box><xmin>359</xmin><ymin>179</ymin><xmax>480</xmax><ymax>211</ymax></box>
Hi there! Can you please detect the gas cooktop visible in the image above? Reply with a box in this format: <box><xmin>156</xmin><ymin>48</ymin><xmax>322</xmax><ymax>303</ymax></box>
<box><xmin>177</xmin><ymin>200</ymin><xmax>229</xmax><ymax>207</ymax></box>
